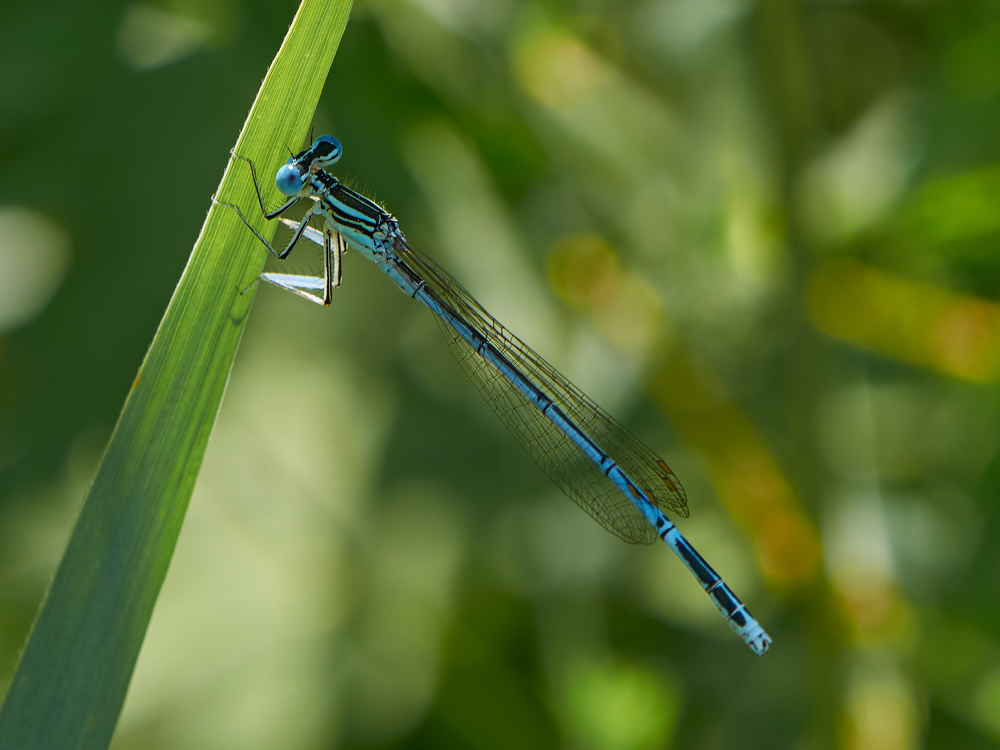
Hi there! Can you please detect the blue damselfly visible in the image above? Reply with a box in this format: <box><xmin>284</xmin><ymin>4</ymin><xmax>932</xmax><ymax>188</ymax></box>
<box><xmin>216</xmin><ymin>136</ymin><xmax>772</xmax><ymax>655</ymax></box>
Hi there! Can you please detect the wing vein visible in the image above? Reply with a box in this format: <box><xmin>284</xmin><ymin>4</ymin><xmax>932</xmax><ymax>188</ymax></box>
<box><xmin>394</xmin><ymin>236</ymin><xmax>688</xmax><ymax>545</ymax></box>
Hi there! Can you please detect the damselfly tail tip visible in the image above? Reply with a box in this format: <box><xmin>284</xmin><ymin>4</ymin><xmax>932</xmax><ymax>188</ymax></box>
<box><xmin>746</xmin><ymin>626</ymin><xmax>772</xmax><ymax>656</ymax></box>
<box><xmin>728</xmin><ymin>611</ymin><xmax>771</xmax><ymax>656</ymax></box>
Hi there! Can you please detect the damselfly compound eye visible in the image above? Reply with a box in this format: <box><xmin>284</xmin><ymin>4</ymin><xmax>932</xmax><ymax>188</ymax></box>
<box><xmin>310</xmin><ymin>136</ymin><xmax>342</xmax><ymax>168</ymax></box>
<box><xmin>275</xmin><ymin>162</ymin><xmax>304</xmax><ymax>196</ymax></box>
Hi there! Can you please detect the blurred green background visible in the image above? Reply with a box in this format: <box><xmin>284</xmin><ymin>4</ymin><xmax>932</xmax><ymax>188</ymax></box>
<box><xmin>2</xmin><ymin>0</ymin><xmax>1000</xmax><ymax>747</ymax></box>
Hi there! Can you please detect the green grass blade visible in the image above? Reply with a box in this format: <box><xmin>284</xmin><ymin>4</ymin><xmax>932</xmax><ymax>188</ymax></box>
<box><xmin>0</xmin><ymin>1</ymin><xmax>353</xmax><ymax>747</ymax></box>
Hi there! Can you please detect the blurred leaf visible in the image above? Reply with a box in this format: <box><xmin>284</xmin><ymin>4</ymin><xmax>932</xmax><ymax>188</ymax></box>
<box><xmin>909</xmin><ymin>162</ymin><xmax>1000</xmax><ymax>244</ymax></box>
<box><xmin>0</xmin><ymin>1</ymin><xmax>352</xmax><ymax>748</ymax></box>
<box><xmin>952</xmin><ymin>443</ymin><xmax>1000</xmax><ymax>640</ymax></box>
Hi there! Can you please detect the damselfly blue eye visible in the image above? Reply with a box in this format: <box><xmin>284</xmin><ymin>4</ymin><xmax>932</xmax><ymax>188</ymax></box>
<box><xmin>275</xmin><ymin>162</ymin><xmax>304</xmax><ymax>196</ymax></box>
<box><xmin>309</xmin><ymin>136</ymin><xmax>342</xmax><ymax>168</ymax></box>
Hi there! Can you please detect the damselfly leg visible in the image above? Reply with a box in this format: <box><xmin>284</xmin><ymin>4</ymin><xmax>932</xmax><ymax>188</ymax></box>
<box><xmin>215</xmin><ymin>146</ymin><xmax>346</xmax><ymax>305</ymax></box>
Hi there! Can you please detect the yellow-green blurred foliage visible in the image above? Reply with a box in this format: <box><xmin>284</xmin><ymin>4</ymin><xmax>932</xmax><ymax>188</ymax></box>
<box><xmin>2</xmin><ymin>0</ymin><xmax>1000</xmax><ymax>748</ymax></box>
